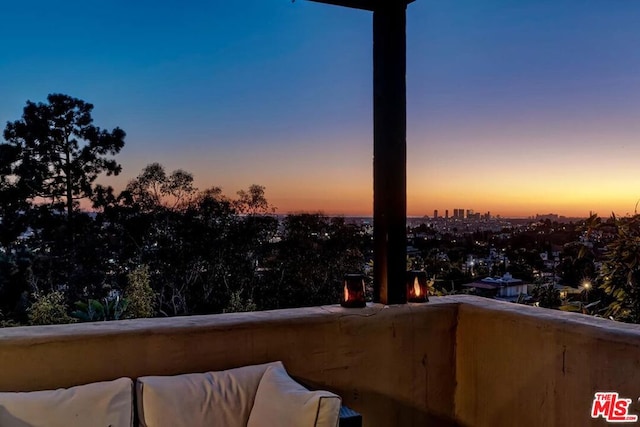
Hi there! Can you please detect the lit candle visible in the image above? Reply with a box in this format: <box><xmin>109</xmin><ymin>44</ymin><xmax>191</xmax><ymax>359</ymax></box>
<box><xmin>341</xmin><ymin>274</ymin><xmax>366</xmax><ymax>308</ymax></box>
<box><xmin>407</xmin><ymin>271</ymin><xmax>429</xmax><ymax>303</ymax></box>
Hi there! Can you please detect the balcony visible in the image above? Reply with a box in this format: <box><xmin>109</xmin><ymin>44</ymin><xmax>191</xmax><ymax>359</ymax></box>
<box><xmin>1</xmin><ymin>295</ymin><xmax>639</xmax><ymax>426</ymax></box>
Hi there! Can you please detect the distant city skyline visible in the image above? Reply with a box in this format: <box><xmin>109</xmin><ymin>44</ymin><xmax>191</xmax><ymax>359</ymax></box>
<box><xmin>2</xmin><ymin>0</ymin><xmax>640</xmax><ymax>218</ymax></box>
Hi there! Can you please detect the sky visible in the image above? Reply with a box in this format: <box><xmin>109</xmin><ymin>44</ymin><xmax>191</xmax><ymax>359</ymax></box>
<box><xmin>1</xmin><ymin>0</ymin><xmax>640</xmax><ymax>218</ymax></box>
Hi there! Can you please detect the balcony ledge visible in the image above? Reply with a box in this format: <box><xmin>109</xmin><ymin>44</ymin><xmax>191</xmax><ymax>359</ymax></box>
<box><xmin>2</xmin><ymin>295</ymin><xmax>640</xmax><ymax>427</ymax></box>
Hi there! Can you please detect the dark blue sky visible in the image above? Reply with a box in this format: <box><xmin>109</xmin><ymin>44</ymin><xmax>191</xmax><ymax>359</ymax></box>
<box><xmin>2</xmin><ymin>0</ymin><xmax>640</xmax><ymax>216</ymax></box>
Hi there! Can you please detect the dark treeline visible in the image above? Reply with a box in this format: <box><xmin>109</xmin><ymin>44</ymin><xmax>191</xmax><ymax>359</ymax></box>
<box><xmin>0</xmin><ymin>95</ymin><xmax>368</xmax><ymax>326</ymax></box>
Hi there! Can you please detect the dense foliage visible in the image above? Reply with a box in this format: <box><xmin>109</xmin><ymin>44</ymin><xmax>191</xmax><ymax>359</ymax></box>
<box><xmin>598</xmin><ymin>215</ymin><xmax>640</xmax><ymax>323</ymax></box>
<box><xmin>0</xmin><ymin>95</ymin><xmax>368</xmax><ymax>326</ymax></box>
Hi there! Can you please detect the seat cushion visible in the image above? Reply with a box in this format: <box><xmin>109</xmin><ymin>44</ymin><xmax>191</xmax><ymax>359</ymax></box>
<box><xmin>0</xmin><ymin>377</ymin><xmax>133</xmax><ymax>427</ymax></box>
<box><xmin>247</xmin><ymin>364</ymin><xmax>341</xmax><ymax>427</ymax></box>
<box><xmin>137</xmin><ymin>361</ymin><xmax>280</xmax><ymax>427</ymax></box>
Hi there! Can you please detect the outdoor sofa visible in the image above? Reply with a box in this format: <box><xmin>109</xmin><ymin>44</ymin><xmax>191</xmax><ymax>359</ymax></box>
<box><xmin>0</xmin><ymin>360</ymin><xmax>358</xmax><ymax>427</ymax></box>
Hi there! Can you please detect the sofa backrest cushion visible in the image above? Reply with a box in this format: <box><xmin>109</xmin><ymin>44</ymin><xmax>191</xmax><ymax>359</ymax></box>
<box><xmin>136</xmin><ymin>361</ymin><xmax>280</xmax><ymax>427</ymax></box>
<box><xmin>0</xmin><ymin>377</ymin><xmax>133</xmax><ymax>427</ymax></box>
<box><xmin>247</xmin><ymin>364</ymin><xmax>342</xmax><ymax>427</ymax></box>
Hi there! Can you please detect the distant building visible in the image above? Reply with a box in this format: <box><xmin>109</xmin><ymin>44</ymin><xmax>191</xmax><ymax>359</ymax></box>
<box><xmin>536</xmin><ymin>213</ymin><xmax>559</xmax><ymax>221</ymax></box>
<box><xmin>466</xmin><ymin>211</ymin><xmax>481</xmax><ymax>220</ymax></box>
<box><xmin>434</xmin><ymin>209</ymin><xmax>438</xmax><ymax>219</ymax></box>
<box><xmin>445</xmin><ymin>209</ymin><xmax>449</xmax><ymax>219</ymax></box>
<box><xmin>462</xmin><ymin>273</ymin><xmax>528</xmax><ymax>300</ymax></box>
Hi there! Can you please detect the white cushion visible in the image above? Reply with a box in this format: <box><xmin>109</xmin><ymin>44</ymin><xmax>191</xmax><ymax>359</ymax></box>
<box><xmin>0</xmin><ymin>377</ymin><xmax>133</xmax><ymax>427</ymax></box>
<box><xmin>137</xmin><ymin>361</ymin><xmax>280</xmax><ymax>427</ymax></box>
<box><xmin>247</xmin><ymin>364</ymin><xmax>341</xmax><ymax>427</ymax></box>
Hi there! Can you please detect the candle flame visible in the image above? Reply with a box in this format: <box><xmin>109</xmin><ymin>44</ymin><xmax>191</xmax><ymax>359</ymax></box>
<box><xmin>344</xmin><ymin>283</ymin><xmax>349</xmax><ymax>302</ymax></box>
<box><xmin>414</xmin><ymin>277</ymin><xmax>421</xmax><ymax>297</ymax></box>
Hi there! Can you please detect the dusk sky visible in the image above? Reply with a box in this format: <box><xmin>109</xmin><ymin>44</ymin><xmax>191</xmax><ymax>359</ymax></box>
<box><xmin>2</xmin><ymin>0</ymin><xmax>640</xmax><ymax>217</ymax></box>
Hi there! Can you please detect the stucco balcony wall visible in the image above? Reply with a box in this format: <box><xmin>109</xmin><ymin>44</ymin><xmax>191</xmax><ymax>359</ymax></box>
<box><xmin>3</xmin><ymin>295</ymin><xmax>640</xmax><ymax>426</ymax></box>
<box><xmin>0</xmin><ymin>300</ymin><xmax>458</xmax><ymax>427</ymax></box>
<box><xmin>455</xmin><ymin>296</ymin><xmax>640</xmax><ymax>427</ymax></box>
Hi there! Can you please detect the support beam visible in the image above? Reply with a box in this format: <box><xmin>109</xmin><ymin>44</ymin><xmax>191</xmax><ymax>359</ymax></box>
<box><xmin>306</xmin><ymin>0</ymin><xmax>414</xmax><ymax>11</ymax></box>
<box><xmin>305</xmin><ymin>0</ymin><xmax>411</xmax><ymax>304</ymax></box>
<box><xmin>306</xmin><ymin>0</ymin><xmax>377</xmax><ymax>11</ymax></box>
<box><xmin>372</xmin><ymin>3</ymin><xmax>407</xmax><ymax>304</ymax></box>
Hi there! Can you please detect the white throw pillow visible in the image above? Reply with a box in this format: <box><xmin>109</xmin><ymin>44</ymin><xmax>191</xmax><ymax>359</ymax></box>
<box><xmin>137</xmin><ymin>361</ymin><xmax>280</xmax><ymax>427</ymax></box>
<box><xmin>247</xmin><ymin>364</ymin><xmax>341</xmax><ymax>427</ymax></box>
<box><xmin>0</xmin><ymin>377</ymin><xmax>133</xmax><ymax>427</ymax></box>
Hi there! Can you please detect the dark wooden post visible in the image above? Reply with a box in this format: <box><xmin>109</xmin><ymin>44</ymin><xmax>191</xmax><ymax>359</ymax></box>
<box><xmin>306</xmin><ymin>0</ymin><xmax>412</xmax><ymax>304</ymax></box>
<box><xmin>372</xmin><ymin>3</ymin><xmax>407</xmax><ymax>304</ymax></box>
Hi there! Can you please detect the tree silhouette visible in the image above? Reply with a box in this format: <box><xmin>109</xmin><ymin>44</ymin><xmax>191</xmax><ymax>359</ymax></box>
<box><xmin>123</xmin><ymin>163</ymin><xmax>196</xmax><ymax>212</ymax></box>
<box><xmin>599</xmin><ymin>214</ymin><xmax>640</xmax><ymax>323</ymax></box>
<box><xmin>0</xmin><ymin>95</ymin><xmax>125</xmax><ymax>316</ymax></box>
<box><xmin>235</xmin><ymin>185</ymin><xmax>274</xmax><ymax>215</ymax></box>
<box><xmin>2</xmin><ymin>94</ymin><xmax>125</xmax><ymax>222</ymax></box>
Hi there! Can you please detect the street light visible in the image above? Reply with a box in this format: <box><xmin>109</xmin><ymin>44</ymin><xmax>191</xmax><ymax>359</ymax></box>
<box><xmin>580</xmin><ymin>279</ymin><xmax>592</xmax><ymax>303</ymax></box>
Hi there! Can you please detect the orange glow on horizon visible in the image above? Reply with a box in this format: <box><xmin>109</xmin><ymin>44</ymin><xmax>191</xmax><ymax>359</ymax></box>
<box><xmin>95</xmin><ymin>168</ymin><xmax>639</xmax><ymax>219</ymax></box>
<box><xmin>96</xmin><ymin>124</ymin><xmax>640</xmax><ymax>219</ymax></box>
